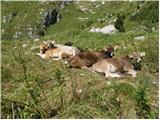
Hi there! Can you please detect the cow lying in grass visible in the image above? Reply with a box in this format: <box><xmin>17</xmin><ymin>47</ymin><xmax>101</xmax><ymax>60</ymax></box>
<box><xmin>47</xmin><ymin>40</ymin><xmax>80</xmax><ymax>56</ymax></box>
<box><xmin>37</xmin><ymin>47</ymin><xmax>68</xmax><ymax>60</ymax></box>
<box><xmin>37</xmin><ymin>40</ymin><xmax>80</xmax><ymax>60</ymax></box>
<box><xmin>91</xmin><ymin>51</ymin><xmax>145</xmax><ymax>78</ymax></box>
<box><xmin>69</xmin><ymin>45</ymin><xmax>115</xmax><ymax>69</ymax></box>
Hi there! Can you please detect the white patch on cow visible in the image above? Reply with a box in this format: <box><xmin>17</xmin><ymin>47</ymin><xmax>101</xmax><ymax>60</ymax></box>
<box><xmin>37</xmin><ymin>53</ymin><xmax>46</xmax><ymax>59</ymax></box>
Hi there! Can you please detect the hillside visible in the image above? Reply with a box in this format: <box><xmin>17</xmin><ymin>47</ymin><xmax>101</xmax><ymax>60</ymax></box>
<box><xmin>1</xmin><ymin>1</ymin><xmax>159</xmax><ymax>119</ymax></box>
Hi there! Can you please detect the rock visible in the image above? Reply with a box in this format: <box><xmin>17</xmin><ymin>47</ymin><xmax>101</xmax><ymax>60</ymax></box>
<box><xmin>30</xmin><ymin>46</ymin><xmax>39</xmax><ymax>50</ymax></box>
<box><xmin>2</xmin><ymin>29</ymin><xmax>5</xmax><ymax>33</ymax></box>
<box><xmin>22</xmin><ymin>44</ymin><xmax>28</xmax><ymax>48</ymax></box>
<box><xmin>11</xmin><ymin>12</ymin><xmax>17</xmax><ymax>17</ymax></box>
<box><xmin>42</xmin><ymin>9</ymin><xmax>60</xmax><ymax>30</ymax></box>
<box><xmin>13</xmin><ymin>31</ymin><xmax>22</xmax><ymax>38</ymax></box>
<box><xmin>57</xmin><ymin>13</ymin><xmax>61</xmax><ymax>23</ymax></box>
<box><xmin>90</xmin><ymin>24</ymin><xmax>117</xmax><ymax>34</ymax></box>
<box><xmin>2</xmin><ymin>12</ymin><xmax>17</xmax><ymax>23</ymax></box>
<box><xmin>75</xmin><ymin>0</ymin><xmax>80</xmax><ymax>4</ymax></box>
<box><xmin>28</xmin><ymin>31</ymin><xmax>33</xmax><ymax>37</ymax></box>
<box><xmin>77</xmin><ymin>89</ymin><xmax>82</xmax><ymax>93</ymax></box>
<box><xmin>80</xmin><ymin>73</ymin><xmax>85</xmax><ymax>77</ymax></box>
<box><xmin>107</xmin><ymin>81</ymin><xmax>111</xmax><ymax>85</ymax></box>
<box><xmin>79</xmin><ymin>5</ymin><xmax>88</xmax><ymax>12</ymax></box>
<box><xmin>8</xmin><ymin>14</ymin><xmax>13</xmax><ymax>22</ymax></box>
<box><xmin>89</xmin><ymin>9</ymin><xmax>93</xmax><ymax>12</ymax></box>
<box><xmin>58</xmin><ymin>1</ymin><xmax>72</xmax><ymax>9</ymax></box>
<box><xmin>38</xmin><ymin>29</ymin><xmax>45</xmax><ymax>36</ymax></box>
<box><xmin>102</xmin><ymin>1</ymin><xmax>105</xmax><ymax>4</ymax></box>
<box><xmin>95</xmin><ymin>5</ymin><xmax>101</xmax><ymax>8</ymax></box>
<box><xmin>2</xmin><ymin>16</ymin><xmax>7</xmax><ymax>23</ymax></box>
<box><xmin>90</xmin><ymin>11</ymin><xmax>95</xmax><ymax>14</ymax></box>
<box><xmin>78</xmin><ymin>17</ymin><xmax>89</xmax><ymax>21</ymax></box>
<box><xmin>59</xmin><ymin>1</ymin><xmax>66</xmax><ymax>9</ymax></box>
<box><xmin>134</xmin><ymin>36</ymin><xmax>145</xmax><ymax>41</ymax></box>
<box><xmin>34</xmin><ymin>38</ymin><xmax>39</xmax><ymax>42</ymax></box>
<box><xmin>90</xmin><ymin>27</ymin><xmax>101</xmax><ymax>33</ymax></box>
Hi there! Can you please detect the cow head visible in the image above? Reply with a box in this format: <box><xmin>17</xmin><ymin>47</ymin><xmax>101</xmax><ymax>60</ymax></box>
<box><xmin>40</xmin><ymin>42</ymin><xmax>49</xmax><ymax>54</ymax></box>
<box><xmin>129</xmin><ymin>51</ymin><xmax>145</xmax><ymax>62</ymax></box>
<box><xmin>40</xmin><ymin>40</ymin><xmax>57</xmax><ymax>54</ymax></box>
<box><xmin>128</xmin><ymin>51</ymin><xmax>145</xmax><ymax>70</ymax></box>
<box><xmin>46</xmin><ymin>40</ymin><xmax>56</xmax><ymax>48</ymax></box>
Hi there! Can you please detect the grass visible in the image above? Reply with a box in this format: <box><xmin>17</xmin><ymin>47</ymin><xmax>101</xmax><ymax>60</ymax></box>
<box><xmin>1</xmin><ymin>1</ymin><xmax>159</xmax><ymax>119</ymax></box>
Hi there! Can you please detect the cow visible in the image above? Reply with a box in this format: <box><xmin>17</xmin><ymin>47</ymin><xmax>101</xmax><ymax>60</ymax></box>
<box><xmin>69</xmin><ymin>45</ymin><xmax>115</xmax><ymax>69</ymax></box>
<box><xmin>91</xmin><ymin>51</ymin><xmax>145</xmax><ymax>78</ymax></box>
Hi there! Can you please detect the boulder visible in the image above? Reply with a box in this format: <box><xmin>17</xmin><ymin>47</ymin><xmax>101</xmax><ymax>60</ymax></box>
<box><xmin>134</xmin><ymin>36</ymin><xmax>145</xmax><ymax>41</ymax></box>
<box><xmin>90</xmin><ymin>24</ymin><xmax>117</xmax><ymax>34</ymax></box>
<box><xmin>42</xmin><ymin>9</ymin><xmax>60</xmax><ymax>30</ymax></box>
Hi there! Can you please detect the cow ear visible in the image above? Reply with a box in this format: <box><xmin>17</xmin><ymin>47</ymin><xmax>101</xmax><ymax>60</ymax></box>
<box><xmin>140</xmin><ymin>52</ymin><xmax>145</xmax><ymax>57</ymax></box>
<box><xmin>103</xmin><ymin>47</ymin><xmax>107</xmax><ymax>51</ymax></box>
<box><xmin>114</xmin><ymin>45</ymin><xmax>120</xmax><ymax>51</ymax></box>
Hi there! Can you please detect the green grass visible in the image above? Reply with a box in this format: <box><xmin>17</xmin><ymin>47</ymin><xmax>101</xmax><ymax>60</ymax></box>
<box><xmin>1</xmin><ymin>1</ymin><xmax>159</xmax><ymax>119</ymax></box>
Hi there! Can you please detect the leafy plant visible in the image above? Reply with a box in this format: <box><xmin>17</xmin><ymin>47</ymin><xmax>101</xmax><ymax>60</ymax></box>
<box><xmin>134</xmin><ymin>75</ymin><xmax>157</xmax><ymax>118</ymax></box>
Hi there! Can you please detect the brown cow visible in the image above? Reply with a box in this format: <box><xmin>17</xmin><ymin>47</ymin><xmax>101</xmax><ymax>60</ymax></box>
<box><xmin>69</xmin><ymin>46</ymin><xmax>115</xmax><ymax>69</ymax></box>
<box><xmin>91</xmin><ymin>51</ymin><xmax>145</xmax><ymax>78</ymax></box>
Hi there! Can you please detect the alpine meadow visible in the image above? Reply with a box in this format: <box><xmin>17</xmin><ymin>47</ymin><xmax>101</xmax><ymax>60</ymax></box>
<box><xmin>1</xmin><ymin>1</ymin><xmax>159</xmax><ymax>119</ymax></box>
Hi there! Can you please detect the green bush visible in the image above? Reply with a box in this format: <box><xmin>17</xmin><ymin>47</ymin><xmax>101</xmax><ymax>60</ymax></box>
<box><xmin>114</xmin><ymin>13</ymin><xmax>125</xmax><ymax>32</ymax></box>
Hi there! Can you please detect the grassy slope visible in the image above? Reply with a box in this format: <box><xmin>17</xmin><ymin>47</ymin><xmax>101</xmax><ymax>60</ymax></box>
<box><xmin>1</xmin><ymin>1</ymin><xmax>159</xmax><ymax>119</ymax></box>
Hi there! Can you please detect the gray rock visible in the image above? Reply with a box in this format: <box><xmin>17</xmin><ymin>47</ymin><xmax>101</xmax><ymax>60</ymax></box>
<box><xmin>90</xmin><ymin>24</ymin><xmax>117</xmax><ymax>34</ymax></box>
<box><xmin>134</xmin><ymin>36</ymin><xmax>145</xmax><ymax>41</ymax></box>
<box><xmin>42</xmin><ymin>9</ymin><xmax>60</xmax><ymax>30</ymax></box>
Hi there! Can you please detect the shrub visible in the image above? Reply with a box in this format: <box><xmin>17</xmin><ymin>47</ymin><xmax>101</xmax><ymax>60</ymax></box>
<box><xmin>114</xmin><ymin>13</ymin><xmax>125</xmax><ymax>32</ymax></box>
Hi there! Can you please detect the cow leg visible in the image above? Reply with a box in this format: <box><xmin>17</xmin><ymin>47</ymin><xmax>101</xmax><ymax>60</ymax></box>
<box><xmin>81</xmin><ymin>66</ymin><xmax>89</xmax><ymax>70</ymax></box>
<box><xmin>104</xmin><ymin>70</ymin><xmax>110</xmax><ymax>78</ymax></box>
<box><xmin>37</xmin><ymin>53</ymin><xmax>46</xmax><ymax>59</ymax></box>
<box><xmin>53</xmin><ymin>58</ymin><xmax>60</xmax><ymax>61</ymax></box>
<box><xmin>127</xmin><ymin>70</ymin><xmax>137</xmax><ymax>78</ymax></box>
<box><xmin>88</xmin><ymin>67</ymin><xmax>97</xmax><ymax>74</ymax></box>
<box><xmin>109</xmin><ymin>73</ymin><xmax>121</xmax><ymax>78</ymax></box>
<box><xmin>58</xmin><ymin>52</ymin><xmax>63</xmax><ymax>60</ymax></box>
<box><xmin>105</xmin><ymin>70</ymin><xmax>121</xmax><ymax>78</ymax></box>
